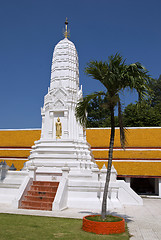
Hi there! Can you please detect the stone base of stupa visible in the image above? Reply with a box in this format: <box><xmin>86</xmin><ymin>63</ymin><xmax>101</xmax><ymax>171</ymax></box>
<box><xmin>0</xmin><ymin>160</ymin><xmax>143</xmax><ymax>210</ymax></box>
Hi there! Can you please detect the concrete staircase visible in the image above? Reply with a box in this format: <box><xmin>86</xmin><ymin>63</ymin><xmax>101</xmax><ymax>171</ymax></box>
<box><xmin>19</xmin><ymin>181</ymin><xmax>59</xmax><ymax>211</ymax></box>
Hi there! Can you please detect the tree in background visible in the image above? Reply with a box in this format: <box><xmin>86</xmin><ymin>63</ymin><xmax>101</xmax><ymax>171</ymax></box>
<box><xmin>148</xmin><ymin>75</ymin><xmax>161</xmax><ymax>106</ymax></box>
<box><xmin>76</xmin><ymin>53</ymin><xmax>151</xmax><ymax>219</ymax></box>
<box><xmin>86</xmin><ymin>95</ymin><xmax>110</xmax><ymax>128</ymax></box>
<box><xmin>123</xmin><ymin>75</ymin><xmax>161</xmax><ymax>127</ymax></box>
<box><xmin>123</xmin><ymin>100</ymin><xmax>161</xmax><ymax>127</ymax></box>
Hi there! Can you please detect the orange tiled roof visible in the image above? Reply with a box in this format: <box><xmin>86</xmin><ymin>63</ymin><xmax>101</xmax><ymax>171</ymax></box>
<box><xmin>86</xmin><ymin>128</ymin><xmax>161</xmax><ymax>148</ymax></box>
<box><xmin>0</xmin><ymin>129</ymin><xmax>41</xmax><ymax>171</ymax></box>
<box><xmin>0</xmin><ymin>129</ymin><xmax>41</xmax><ymax>147</ymax></box>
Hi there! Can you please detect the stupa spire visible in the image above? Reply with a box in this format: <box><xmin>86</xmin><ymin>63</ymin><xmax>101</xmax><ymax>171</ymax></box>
<box><xmin>64</xmin><ymin>17</ymin><xmax>70</xmax><ymax>38</ymax></box>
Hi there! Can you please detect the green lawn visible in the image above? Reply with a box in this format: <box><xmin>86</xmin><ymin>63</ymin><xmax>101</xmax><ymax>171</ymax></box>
<box><xmin>0</xmin><ymin>213</ymin><xmax>130</xmax><ymax>240</ymax></box>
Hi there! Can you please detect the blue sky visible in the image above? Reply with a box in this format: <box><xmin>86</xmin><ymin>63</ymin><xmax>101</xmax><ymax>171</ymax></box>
<box><xmin>0</xmin><ymin>0</ymin><xmax>161</xmax><ymax>128</ymax></box>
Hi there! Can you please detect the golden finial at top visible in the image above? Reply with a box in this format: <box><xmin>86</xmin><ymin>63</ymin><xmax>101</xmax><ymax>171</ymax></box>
<box><xmin>65</xmin><ymin>17</ymin><xmax>68</xmax><ymax>26</ymax></box>
<box><xmin>64</xmin><ymin>17</ymin><xmax>70</xmax><ymax>38</ymax></box>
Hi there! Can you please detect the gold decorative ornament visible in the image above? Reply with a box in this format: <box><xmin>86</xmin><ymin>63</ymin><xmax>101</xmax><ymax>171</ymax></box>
<box><xmin>64</xmin><ymin>17</ymin><xmax>70</xmax><ymax>39</ymax></box>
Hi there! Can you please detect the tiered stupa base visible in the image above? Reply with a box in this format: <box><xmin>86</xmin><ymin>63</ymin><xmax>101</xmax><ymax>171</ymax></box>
<box><xmin>26</xmin><ymin>138</ymin><xmax>94</xmax><ymax>181</ymax></box>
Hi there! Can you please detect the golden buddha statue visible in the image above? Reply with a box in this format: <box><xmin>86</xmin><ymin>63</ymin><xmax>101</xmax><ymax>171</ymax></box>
<box><xmin>56</xmin><ymin>117</ymin><xmax>62</xmax><ymax>139</ymax></box>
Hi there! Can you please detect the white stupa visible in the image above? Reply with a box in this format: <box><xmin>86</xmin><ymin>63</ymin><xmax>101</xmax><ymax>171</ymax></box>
<box><xmin>27</xmin><ymin>20</ymin><xmax>94</xmax><ymax>176</ymax></box>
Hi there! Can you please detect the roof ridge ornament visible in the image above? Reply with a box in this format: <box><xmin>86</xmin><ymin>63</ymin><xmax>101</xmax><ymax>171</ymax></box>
<box><xmin>64</xmin><ymin>17</ymin><xmax>70</xmax><ymax>39</ymax></box>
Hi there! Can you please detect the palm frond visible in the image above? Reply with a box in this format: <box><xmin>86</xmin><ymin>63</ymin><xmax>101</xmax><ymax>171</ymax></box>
<box><xmin>85</xmin><ymin>61</ymin><xmax>109</xmax><ymax>88</ymax></box>
<box><xmin>126</xmin><ymin>63</ymin><xmax>152</xmax><ymax>101</ymax></box>
<box><xmin>75</xmin><ymin>91</ymin><xmax>105</xmax><ymax>127</ymax></box>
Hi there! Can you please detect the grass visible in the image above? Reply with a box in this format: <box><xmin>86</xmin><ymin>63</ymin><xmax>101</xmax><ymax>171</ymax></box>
<box><xmin>86</xmin><ymin>215</ymin><xmax>122</xmax><ymax>222</ymax></box>
<box><xmin>0</xmin><ymin>213</ymin><xmax>130</xmax><ymax>240</ymax></box>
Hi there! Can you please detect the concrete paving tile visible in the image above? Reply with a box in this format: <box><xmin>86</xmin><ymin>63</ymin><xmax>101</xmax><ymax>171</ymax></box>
<box><xmin>129</xmin><ymin>228</ymin><xmax>143</xmax><ymax>238</ymax></box>
<box><xmin>141</xmin><ymin>229</ymin><xmax>159</xmax><ymax>240</ymax></box>
<box><xmin>154</xmin><ymin>231</ymin><xmax>161</xmax><ymax>240</ymax></box>
<box><xmin>152</xmin><ymin>225</ymin><xmax>161</xmax><ymax>232</ymax></box>
<box><xmin>130</xmin><ymin>237</ymin><xmax>144</xmax><ymax>240</ymax></box>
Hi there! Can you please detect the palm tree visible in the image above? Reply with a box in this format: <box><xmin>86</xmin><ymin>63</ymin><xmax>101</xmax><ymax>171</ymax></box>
<box><xmin>75</xmin><ymin>53</ymin><xmax>151</xmax><ymax>219</ymax></box>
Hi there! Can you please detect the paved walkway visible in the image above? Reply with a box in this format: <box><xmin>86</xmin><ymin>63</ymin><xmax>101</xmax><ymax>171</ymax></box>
<box><xmin>0</xmin><ymin>198</ymin><xmax>161</xmax><ymax>239</ymax></box>
<box><xmin>122</xmin><ymin>198</ymin><xmax>161</xmax><ymax>240</ymax></box>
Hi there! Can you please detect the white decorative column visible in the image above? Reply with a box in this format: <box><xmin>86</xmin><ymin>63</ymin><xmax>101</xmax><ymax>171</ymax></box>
<box><xmin>159</xmin><ymin>178</ymin><xmax>161</xmax><ymax>197</ymax></box>
<box><xmin>125</xmin><ymin>177</ymin><xmax>131</xmax><ymax>187</ymax></box>
<box><xmin>49</xmin><ymin>111</ymin><xmax>54</xmax><ymax>138</ymax></box>
<box><xmin>64</xmin><ymin>111</ymin><xmax>69</xmax><ymax>139</ymax></box>
<box><xmin>28</xmin><ymin>166</ymin><xmax>37</xmax><ymax>181</ymax></box>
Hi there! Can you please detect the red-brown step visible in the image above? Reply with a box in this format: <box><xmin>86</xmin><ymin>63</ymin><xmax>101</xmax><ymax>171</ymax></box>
<box><xmin>19</xmin><ymin>181</ymin><xmax>59</xmax><ymax>211</ymax></box>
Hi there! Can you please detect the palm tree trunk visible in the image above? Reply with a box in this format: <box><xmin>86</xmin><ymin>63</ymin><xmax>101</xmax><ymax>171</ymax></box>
<box><xmin>101</xmin><ymin>106</ymin><xmax>115</xmax><ymax>219</ymax></box>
